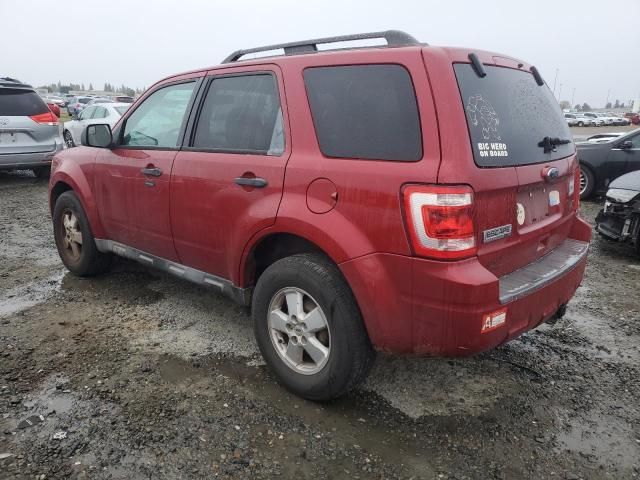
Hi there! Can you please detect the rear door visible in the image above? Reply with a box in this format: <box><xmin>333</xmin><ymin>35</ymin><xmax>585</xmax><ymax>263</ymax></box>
<box><xmin>443</xmin><ymin>61</ymin><xmax>578</xmax><ymax>278</ymax></box>
<box><xmin>171</xmin><ymin>65</ymin><xmax>290</xmax><ymax>281</ymax></box>
<box><xmin>0</xmin><ymin>88</ymin><xmax>59</xmax><ymax>155</ymax></box>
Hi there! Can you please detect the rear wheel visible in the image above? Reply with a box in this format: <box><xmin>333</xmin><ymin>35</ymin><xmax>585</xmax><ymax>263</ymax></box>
<box><xmin>53</xmin><ymin>191</ymin><xmax>111</xmax><ymax>276</ymax></box>
<box><xmin>32</xmin><ymin>166</ymin><xmax>51</xmax><ymax>179</ymax></box>
<box><xmin>577</xmin><ymin>121</ymin><xmax>584</xmax><ymax>127</ymax></box>
<box><xmin>252</xmin><ymin>253</ymin><xmax>375</xmax><ymax>401</ymax></box>
<box><xmin>579</xmin><ymin>165</ymin><xmax>595</xmax><ymax>200</ymax></box>
<box><xmin>64</xmin><ymin>130</ymin><xmax>75</xmax><ymax>148</ymax></box>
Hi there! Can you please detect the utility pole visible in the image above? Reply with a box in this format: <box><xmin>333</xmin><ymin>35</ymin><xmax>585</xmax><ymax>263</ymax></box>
<box><xmin>552</xmin><ymin>68</ymin><xmax>559</xmax><ymax>96</ymax></box>
<box><xmin>605</xmin><ymin>89</ymin><xmax>611</xmax><ymax>107</ymax></box>
<box><xmin>571</xmin><ymin>87</ymin><xmax>576</xmax><ymax>108</ymax></box>
<box><xmin>558</xmin><ymin>83</ymin><xmax>563</xmax><ymax>101</ymax></box>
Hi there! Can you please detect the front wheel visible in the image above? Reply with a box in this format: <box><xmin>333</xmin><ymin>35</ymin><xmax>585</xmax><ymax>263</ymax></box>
<box><xmin>64</xmin><ymin>130</ymin><xmax>75</xmax><ymax>148</ymax></box>
<box><xmin>577</xmin><ymin>121</ymin><xmax>584</xmax><ymax>127</ymax></box>
<box><xmin>32</xmin><ymin>166</ymin><xmax>51</xmax><ymax>179</ymax></box>
<box><xmin>252</xmin><ymin>253</ymin><xmax>375</xmax><ymax>401</ymax></box>
<box><xmin>53</xmin><ymin>191</ymin><xmax>111</xmax><ymax>276</ymax></box>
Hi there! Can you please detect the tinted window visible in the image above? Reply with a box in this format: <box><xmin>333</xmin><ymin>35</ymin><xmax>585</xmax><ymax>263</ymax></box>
<box><xmin>455</xmin><ymin>64</ymin><xmax>574</xmax><ymax>167</ymax></box>
<box><xmin>78</xmin><ymin>97</ymin><xmax>91</xmax><ymax>104</ymax></box>
<box><xmin>0</xmin><ymin>89</ymin><xmax>48</xmax><ymax>116</ymax></box>
<box><xmin>193</xmin><ymin>74</ymin><xmax>284</xmax><ymax>155</ymax></box>
<box><xmin>303</xmin><ymin>65</ymin><xmax>422</xmax><ymax>161</ymax></box>
<box><xmin>122</xmin><ymin>82</ymin><xmax>195</xmax><ymax>148</ymax></box>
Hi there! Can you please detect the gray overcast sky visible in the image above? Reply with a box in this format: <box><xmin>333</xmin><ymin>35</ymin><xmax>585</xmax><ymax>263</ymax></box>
<box><xmin>2</xmin><ymin>0</ymin><xmax>638</xmax><ymax>107</ymax></box>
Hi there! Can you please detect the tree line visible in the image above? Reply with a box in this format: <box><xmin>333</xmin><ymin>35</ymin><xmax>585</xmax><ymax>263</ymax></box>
<box><xmin>37</xmin><ymin>81</ymin><xmax>145</xmax><ymax>97</ymax></box>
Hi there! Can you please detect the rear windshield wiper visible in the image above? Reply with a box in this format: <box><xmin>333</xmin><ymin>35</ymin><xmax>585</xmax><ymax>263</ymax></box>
<box><xmin>538</xmin><ymin>136</ymin><xmax>571</xmax><ymax>153</ymax></box>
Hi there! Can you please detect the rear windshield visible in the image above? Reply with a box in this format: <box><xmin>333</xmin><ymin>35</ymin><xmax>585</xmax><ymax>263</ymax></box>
<box><xmin>0</xmin><ymin>89</ymin><xmax>48</xmax><ymax>116</ymax></box>
<box><xmin>454</xmin><ymin>64</ymin><xmax>574</xmax><ymax>167</ymax></box>
<box><xmin>79</xmin><ymin>97</ymin><xmax>91</xmax><ymax>104</ymax></box>
<box><xmin>115</xmin><ymin>106</ymin><xmax>128</xmax><ymax>115</ymax></box>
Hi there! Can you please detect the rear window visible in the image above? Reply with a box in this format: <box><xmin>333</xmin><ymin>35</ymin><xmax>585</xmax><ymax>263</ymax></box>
<box><xmin>79</xmin><ymin>97</ymin><xmax>91</xmax><ymax>104</ymax></box>
<box><xmin>115</xmin><ymin>106</ymin><xmax>128</xmax><ymax>115</ymax></box>
<box><xmin>304</xmin><ymin>65</ymin><xmax>422</xmax><ymax>161</ymax></box>
<box><xmin>454</xmin><ymin>64</ymin><xmax>574</xmax><ymax>167</ymax></box>
<box><xmin>0</xmin><ymin>89</ymin><xmax>48</xmax><ymax>116</ymax></box>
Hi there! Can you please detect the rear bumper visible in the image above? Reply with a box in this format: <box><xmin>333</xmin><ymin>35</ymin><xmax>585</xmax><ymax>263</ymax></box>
<box><xmin>0</xmin><ymin>143</ymin><xmax>63</xmax><ymax>169</ymax></box>
<box><xmin>340</xmin><ymin>216</ymin><xmax>591</xmax><ymax>356</ymax></box>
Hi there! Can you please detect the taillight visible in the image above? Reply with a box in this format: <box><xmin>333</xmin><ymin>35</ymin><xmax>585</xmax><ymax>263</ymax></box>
<box><xmin>403</xmin><ymin>185</ymin><xmax>476</xmax><ymax>260</ymax></box>
<box><xmin>29</xmin><ymin>111</ymin><xmax>58</xmax><ymax>125</ymax></box>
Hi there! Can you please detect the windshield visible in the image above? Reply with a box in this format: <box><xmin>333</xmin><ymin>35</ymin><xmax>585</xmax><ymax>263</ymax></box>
<box><xmin>454</xmin><ymin>63</ymin><xmax>574</xmax><ymax>167</ymax></box>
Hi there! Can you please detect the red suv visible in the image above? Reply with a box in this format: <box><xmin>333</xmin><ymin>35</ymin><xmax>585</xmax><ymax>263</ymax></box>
<box><xmin>49</xmin><ymin>31</ymin><xmax>591</xmax><ymax>400</ymax></box>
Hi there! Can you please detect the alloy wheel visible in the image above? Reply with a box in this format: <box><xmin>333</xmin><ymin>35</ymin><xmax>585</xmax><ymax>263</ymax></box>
<box><xmin>60</xmin><ymin>210</ymin><xmax>83</xmax><ymax>261</ymax></box>
<box><xmin>579</xmin><ymin>169</ymin><xmax>588</xmax><ymax>196</ymax></box>
<box><xmin>268</xmin><ymin>287</ymin><xmax>331</xmax><ymax>375</ymax></box>
<box><xmin>64</xmin><ymin>131</ymin><xmax>74</xmax><ymax>148</ymax></box>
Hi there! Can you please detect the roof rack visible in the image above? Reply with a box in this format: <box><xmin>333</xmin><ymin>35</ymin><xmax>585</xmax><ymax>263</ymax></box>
<box><xmin>0</xmin><ymin>77</ymin><xmax>32</xmax><ymax>88</ymax></box>
<box><xmin>222</xmin><ymin>30</ymin><xmax>422</xmax><ymax>63</ymax></box>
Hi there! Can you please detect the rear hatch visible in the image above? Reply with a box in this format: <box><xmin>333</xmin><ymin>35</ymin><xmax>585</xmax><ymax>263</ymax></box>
<box><xmin>0</xmin><ymin>88</ymin><xmax>59</xmax><ymax>155</ymax></box>
<box><xmin>452</xmin><ymin>62</ymin><xmax>577</xmax><ymax>277</ymax></box>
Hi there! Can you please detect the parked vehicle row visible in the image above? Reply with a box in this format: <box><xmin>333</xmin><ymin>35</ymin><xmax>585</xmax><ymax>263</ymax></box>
<box><xmin>48</xmin><ymin>31</ymin><xmax>590</xmax><ymax>400</ymax></box>
<box><xmin>565</xmin><ymin>112</ymin><xmax>632</xmax><ymax>127</ymax></box>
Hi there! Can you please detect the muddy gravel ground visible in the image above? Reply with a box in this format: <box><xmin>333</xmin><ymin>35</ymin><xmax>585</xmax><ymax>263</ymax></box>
<box><xmin>1</xmin><ymin>170</ymin><xmax>639</xmax><ymax>480</ymax></box>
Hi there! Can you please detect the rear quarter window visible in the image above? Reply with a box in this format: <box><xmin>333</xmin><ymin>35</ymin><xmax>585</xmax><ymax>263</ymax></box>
<box><xmin>454</xmin><ymin>64</ymin><xmax>574</xmax><ymax>167</ymax></box>
<box><xmin>0</xmin><ymin>89</ymin><xmax>49</xmax><ymax>116</ymax></box>
<box><xmin>303</xmin><ymin>64</ymin><xmax>422</xmax><ymax>161</ymax></box>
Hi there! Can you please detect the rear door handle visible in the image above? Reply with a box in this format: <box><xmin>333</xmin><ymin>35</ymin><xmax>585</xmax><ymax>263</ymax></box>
<box><xmin>234</xmin><ymin>177</ymin><xmax>268</xmax><ymax>188</ymax></box>
<box><xmin>141</xmin><ymin>167</ymin><xmax>162</xmax><ymax>177</ymax></box>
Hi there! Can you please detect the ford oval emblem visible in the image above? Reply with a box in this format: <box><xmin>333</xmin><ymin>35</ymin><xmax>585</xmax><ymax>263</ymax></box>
<box><xmin>542</xmin><ymin>166</ymin><xmax>560</xmax><ymax>182</ymax></box>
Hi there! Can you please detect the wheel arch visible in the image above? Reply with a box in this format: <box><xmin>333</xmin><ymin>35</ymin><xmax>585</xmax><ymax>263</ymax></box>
<box><xmin>49</xmin><ymin>170</ymin><xmax>106</xmax><ymax>239</ymax></box>
<box><xmin>241</xmin><ymin>232</ymin><xmax>335</xmax><ymax>289</ymax></box>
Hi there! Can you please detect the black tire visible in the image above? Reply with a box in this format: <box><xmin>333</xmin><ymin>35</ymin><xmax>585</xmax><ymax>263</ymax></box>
<box><xmin>64</xmin><ymin>130</ymin><xmax>75</xmax><ymax>148</ymax></box>
<box><xmin>53</xmin><ymin>191</ymin><xmax>111</xmax><ymax>276</ymax></box>
<box><xmin>577</xmin><ymin>121</ymin><xmax>584</xmax><ymax>127</ymax></box>
<box><xmin>32</xmin><ymin>166</ymin><xmax>51</xmax><ymax>179</ymax></box>
<box><xmin>252</xmin><ymin>253</ymin><xmax>375</xmax><ymax>401</ymax></box>
<box><xmin>579</xmin><ymin>165</ymin><xmax>595</xmax><ymax>200</ymax></box>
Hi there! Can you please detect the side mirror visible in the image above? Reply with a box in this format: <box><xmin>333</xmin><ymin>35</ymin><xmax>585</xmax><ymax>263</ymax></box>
<box><xmin>618</xmin><ymin>140</ymin><xmax>633</xmax><ymax>150</ymax></box>
<box><xmin>82</xmin><ymin>124</ymin><xmax>113</xmax><ymax>148</ymax></box>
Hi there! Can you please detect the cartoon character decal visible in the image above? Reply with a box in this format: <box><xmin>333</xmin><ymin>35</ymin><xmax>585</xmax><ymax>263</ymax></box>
<box><xmin>466</xmin><ymin>95</ymin><xmax>501</xmax><ymax>141</ymax></box>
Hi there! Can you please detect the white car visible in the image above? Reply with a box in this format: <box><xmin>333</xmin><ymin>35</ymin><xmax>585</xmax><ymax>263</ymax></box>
<box><xmin>565</xmin><ymin>113</ymin><xmax>595</xmax><ymax>127</ymax></box>
<box><xmin>581</xmin><ymin>112</ymin><xmax>606</xmax><ymax>126</ymax></box>
<box><xmin>63</xmin><ymin>103</ymin><xmax>130</xmax><ymax>147</ymax></box>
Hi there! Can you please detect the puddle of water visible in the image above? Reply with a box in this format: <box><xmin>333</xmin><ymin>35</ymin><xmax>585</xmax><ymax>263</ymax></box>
<box><xmin>156</xmin><ymin>354</ymin><xmax>433</xmax><ymax>475</ymax></box>
<box><xmin>556</xmin><ymin>414</ymin><xmax>639</xmax><ymax>470</ymax></box>
<box><xmin>0</xmin><ymin>271</ymin><xmax>65</xmax><ymax>317</ymax></box>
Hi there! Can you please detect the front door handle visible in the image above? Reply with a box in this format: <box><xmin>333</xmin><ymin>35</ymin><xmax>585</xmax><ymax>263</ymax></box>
<box><xmin>234</xmin><ymin>177</ymin><xmax>268</xmax><ymax>188</ymax></box>
<box><xmin>141</xmin><ymin>166</ymin><xmax>162</xmax><ymax>177</ymax></box>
